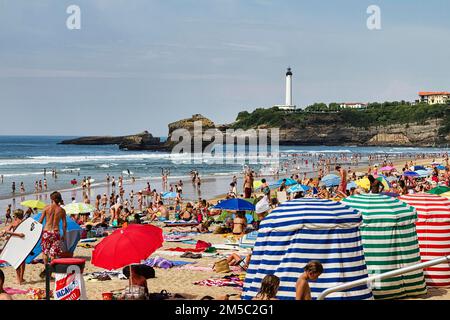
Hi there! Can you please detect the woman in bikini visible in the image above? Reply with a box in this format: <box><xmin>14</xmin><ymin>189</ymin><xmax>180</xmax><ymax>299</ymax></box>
<box><xmin>232</xmin><ymin>211</ymin><xmax>247</xmax><ymax>235</ymax></box>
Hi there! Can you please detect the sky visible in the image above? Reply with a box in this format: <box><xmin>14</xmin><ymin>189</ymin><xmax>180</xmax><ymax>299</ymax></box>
<box><xmin>0</xmin><ymin>0</ymin><xmax>449</xmax><ymax>136</ymax></box>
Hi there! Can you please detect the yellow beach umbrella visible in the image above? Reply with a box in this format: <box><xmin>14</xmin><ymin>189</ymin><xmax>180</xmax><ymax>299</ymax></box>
<box><xmin>441</xmin><ymin>192</ymin><xmax>450</xmax><ymax>199</ymax></box>
<box><xmin>21</xmin><ymin>200</ymin><xmax>47</xmax><ymax>210</ymax></box>
<box><xmin>253</xmin><ymin>180</ymin><xmax>263</xmax><ymax>189</ymax></box>
<box><xmin>356</xmin><ymin>177</ymin><xmax>370</xmax><ymax>191</ymax></box>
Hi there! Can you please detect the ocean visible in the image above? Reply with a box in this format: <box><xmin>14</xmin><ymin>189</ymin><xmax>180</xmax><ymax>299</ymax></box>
<box><xmin>0</xmin><ymin>135</ymin><xmax>448</xmax><ymax>213</ymax></box>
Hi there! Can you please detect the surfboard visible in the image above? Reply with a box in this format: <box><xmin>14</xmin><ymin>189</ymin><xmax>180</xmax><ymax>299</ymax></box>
<box><xmin>0</xmin><ymin>218</ymin><xmax>43</xmax><ymax>269</ymax></box>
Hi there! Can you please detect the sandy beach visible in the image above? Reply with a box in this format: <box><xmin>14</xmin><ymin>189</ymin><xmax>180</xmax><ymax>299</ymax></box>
<box><xmin>1</xmin><ymin>154</ymin><xmax>450</xmax><ymax>300</ymax></box>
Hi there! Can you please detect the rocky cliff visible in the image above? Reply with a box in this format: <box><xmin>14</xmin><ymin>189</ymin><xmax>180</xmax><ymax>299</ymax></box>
<box><xmin>60</xmin><ymin>131</ymin><xmax>166</xmax><ymax>150</ymax></box>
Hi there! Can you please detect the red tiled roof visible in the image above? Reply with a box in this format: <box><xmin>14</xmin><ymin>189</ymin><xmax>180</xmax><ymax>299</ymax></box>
<box><xmin>419</xmin><ymin>92</ymin><xmax>450</xmax><ymax>96</ymax></box>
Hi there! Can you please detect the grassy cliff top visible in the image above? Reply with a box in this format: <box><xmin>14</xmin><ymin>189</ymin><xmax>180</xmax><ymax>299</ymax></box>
<box><xmin>232</xmin><ymin>102</ymin><xmax>450</xmax><ymax>134</ymax></box>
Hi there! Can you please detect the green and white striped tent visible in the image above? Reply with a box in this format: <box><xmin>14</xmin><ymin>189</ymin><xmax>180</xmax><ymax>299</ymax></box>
<box><xmin>342</xmin><ymin>194</ymin><xmax>427</xmax><ymax>299</ymax></box>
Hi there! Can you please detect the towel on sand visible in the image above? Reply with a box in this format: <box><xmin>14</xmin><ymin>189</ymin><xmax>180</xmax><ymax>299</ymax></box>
<box><xmin>4</xmin><ymin>287</ymin><xmax>28</xmax><ymax>295</ymax></box>
<box><xmin>143</xmin><ymin>257</ymin><xmax>193</xmax><ymax>269</ymax></box>
<box><xmin>194</xmin><ymin>274</ymin><xmax>244</xmax><ymax>288</ymax></box>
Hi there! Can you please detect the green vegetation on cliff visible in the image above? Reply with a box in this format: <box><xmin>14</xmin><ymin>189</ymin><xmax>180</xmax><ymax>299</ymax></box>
<box><xmin>232</xmin><ymin>102</ymin><xmax>450</xmax><ymax>135</ymax></box>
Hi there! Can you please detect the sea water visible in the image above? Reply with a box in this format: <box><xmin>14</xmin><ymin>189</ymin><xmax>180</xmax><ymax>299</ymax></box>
<box><xmin>0</xmin><ymin>136</ymin><xmax>447</xmax><ymax>211</ymax></box>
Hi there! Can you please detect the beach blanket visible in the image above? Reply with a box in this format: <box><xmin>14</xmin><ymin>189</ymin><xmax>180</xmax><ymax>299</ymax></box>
<box><xmin>167</xmin><ymin>247</ymin><xmax>205</xmax><ymax>253</ymax></box>
<box><xmin>194</xmin><ymin>275</ymin><xmax>244</xmax><ymax>288</ymax></box>
<box><xmin>164</xmin><ymin>235</ymin><xmax>193</xmax><ymax>242</ymax></box>
<box><xmin>178</xmin><ymin>265</ymin><xmax>243</xmax><ymax>272</ymax></box>
<box><xmin>143</xmin><ymin>257</ymin><xmax>193</xmax><ymax>269</ymax></box>
<box><xmin>4</xmin><ymin>287</ymin><xmax>28</xmax><ymax>295</ymax></box>
<box><xmin>155</xmin><ymin>250</ymin><xmax>225</xmax><ymax>258</ymax></box>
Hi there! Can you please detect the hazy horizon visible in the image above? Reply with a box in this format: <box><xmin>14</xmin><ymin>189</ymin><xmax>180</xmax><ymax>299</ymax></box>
<box><xmin>1</xmin><ymin>0</ymin><xmax>449</xmax><ymax>136</ymax></box>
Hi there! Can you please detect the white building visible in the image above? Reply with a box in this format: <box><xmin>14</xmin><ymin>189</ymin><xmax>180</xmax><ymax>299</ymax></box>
<box><xmin>418</xmin><ymin>92</ymin><xmax>450</xmax><ymax>105</ymax></box>
<box><xmin>274</xmin><ymin>68</ymin><xmax>296</xmax><ymax>111</ymax></box>
<box><xmin>339</xmin><ymin>102</ymin><xmax>367</xmax><ymax>109</ymax></box>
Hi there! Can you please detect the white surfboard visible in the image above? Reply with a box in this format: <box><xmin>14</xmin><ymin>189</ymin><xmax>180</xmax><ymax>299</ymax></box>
<box><xmin>0</xmin><ymin>218</ymin><xmax>43</xmax><ymax>269</ymax></box>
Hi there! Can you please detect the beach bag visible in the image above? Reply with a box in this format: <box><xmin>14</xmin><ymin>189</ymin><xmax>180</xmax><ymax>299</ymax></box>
<box><xmin>213</xmin><ymin>259</ymin><xmax>231</xmax><ymax>273</ymax></box>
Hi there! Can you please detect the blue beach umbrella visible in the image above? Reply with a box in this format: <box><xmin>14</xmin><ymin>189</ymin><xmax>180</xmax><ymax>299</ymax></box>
<box><xmin>242</xmin><ymin>198</ymin><xmax>373</xmax><ymax>300</ymax></box>
<box><xmin>411</xmin><ymin>165</ymin><xmax>426</xmax><ymax>171</ymax></box>
<box><xmin>25</xmin><ymin>213</ymin><xmax>82</xmax><ymax>264</ymax></box>
<box><xmin>403</xmin><ymin>171</ymin><xmax>419</xmax><ymax>177</ymax></box>
<box><xmin>320</xmin><ymin>174</ymin><xmax>341</xmax><ymax>187</ymax></box>
<box><xmin>162</xmin><ymin>192</ymin><xmax>177</xmax><ymax>199</ymax></box>
<box><xmin>346</xmin><ymin>181</ymin><xmax>358</xmax><ymax>190</ymax></box>
<box><xmin>437</xmin><ymin>165</ymin><xmax>446</xmax><ymax>170</ymax></box>
<box><xmin>287</xmin><ymin>184</ymin><xmax>311</xmax><ymax>194</ymax></box>
<box><xmin>213</xmin><ymin>198</ymin><xmax>256</xmax><ymax>211</ymax></box>
<box><xmin>415</xmin><ymin>170</ymin><xmax>431</xmax><ymax>178</ymax></box>
<box><xmin>276</xmin><ymin>178</ymin><xmax>298</xmax><ymax>187</ymax></box>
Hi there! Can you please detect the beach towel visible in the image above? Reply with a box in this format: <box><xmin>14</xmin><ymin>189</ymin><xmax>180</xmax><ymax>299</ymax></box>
<box><xmin>4</xmin><ymin>287</ymin><xmax>28</xmax><ymax>295</ymax></box>
<box><xmin>167</xmin><ymin>247</ymin><xmax>205</xmax><ymax>253</ymax></box>
<box><xmin>196</xmin><ymin>240</ymin><xmax>212</xmax><ymax>250</ymax></box>
<box><xmin>143</xmin><ymin>257</ymin><xmax>194</xmax><ymax>269</ymax></box>
<box><xmin>178</xmin><ymin>265</ymin><xmax>243</xmax><ymax>272</ymax></box>
<box><xmin>194</xmin><ymin>275</ymin><xmax>244</xmax><ymax>288</ymax></box>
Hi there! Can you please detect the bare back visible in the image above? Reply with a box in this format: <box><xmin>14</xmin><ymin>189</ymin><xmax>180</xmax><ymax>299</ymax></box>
<box><xmin>41</xmin><ymin>204</ymin><xmax>66</xmax><ymax>232</ymax></box>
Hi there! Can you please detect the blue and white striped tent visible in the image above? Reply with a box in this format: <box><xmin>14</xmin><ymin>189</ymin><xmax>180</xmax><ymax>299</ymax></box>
<box><xmin>242</xmin><ymin>198</ymin><xmax>373</xmax><ymax>300</ymax></box>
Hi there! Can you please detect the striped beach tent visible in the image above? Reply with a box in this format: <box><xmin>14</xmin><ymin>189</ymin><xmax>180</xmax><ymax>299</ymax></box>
<box><xmin>242</xmin><ymin>198</ymin><xmax>373</xmax><ymax>300</ymax></box>
<box><xmin>399</xmin><ymin>194</ymin><xmax>450</xmax><ymax>287</ymax></box>
<box><xmin>342</xmin><ymin>194</ymin><xmax>427</xmax><ymax>299</ymax></box>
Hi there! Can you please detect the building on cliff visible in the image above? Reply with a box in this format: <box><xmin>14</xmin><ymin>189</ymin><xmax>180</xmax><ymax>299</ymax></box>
<box><xmin>339</xmin><ymin>102</ymin><xmax>368</xmax><ymax>109</ymax></box>
<box><xmin>418</xmin><ymin>92</ymin><xmax>450</xmax><ymax>105</ymax></box>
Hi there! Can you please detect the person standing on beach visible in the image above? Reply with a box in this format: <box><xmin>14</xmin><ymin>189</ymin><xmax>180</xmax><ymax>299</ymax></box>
<box><xmin>1</xmin><ymin>209</ymin><xmax>26</xmax><ymax>284</ymax></box>
<box><xmin>43</xmin><ymin>178</ymin><xmax>47</xmax><ymax>191</ymax></box>
<box><xmin>20</xmin><ymin>182</ymin><xmax>25</xmax><ymax>194</ymax></box>
<box><xmin>11</xmin><ymin>182</ymin><xmax>15</xmax><ymax>194</ymax></box>
<box><xmin>39</xmin><ymin>191</ymin><xmax>67</xmax><ymax>269</ymax></box>
<box><xmin>335</xmin><ymin>166</ymin><xmax>347</xmax><ymax>198</ymax></box>
<box><xmin>243</xmin><ymin>173</ymin><xmax>253</xmax><ymax>199</ymax></box>
<box><xmin>5</xmin><ymin>204</ymin><xmax>12</xmax><ymax>225</ymax></box>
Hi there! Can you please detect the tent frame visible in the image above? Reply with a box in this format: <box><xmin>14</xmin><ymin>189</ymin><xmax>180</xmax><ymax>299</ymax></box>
<box><xmin>318</xmin><ymin>255</ymin><xmax>450</xmax><ymax>300</ymax></box>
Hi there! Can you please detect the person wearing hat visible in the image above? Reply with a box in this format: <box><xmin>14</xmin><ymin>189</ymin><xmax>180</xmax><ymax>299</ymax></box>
<box><xmin>255</xmin><ymin>196</ymin><xmax>270</xmax><ymax>227</ymax></box>
<box><xmin>0</xmin><ymin>209</ymin><xmax>26</xmax><ymax>284</ymax></box>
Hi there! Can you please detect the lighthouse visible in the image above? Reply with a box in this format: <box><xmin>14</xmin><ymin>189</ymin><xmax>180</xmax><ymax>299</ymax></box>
<box><xmin>285</xmin><ymin>67</ymin><xmax>293</xmax><ymax>106</ymax></box>
<box><xmin>274</xmin><ymin>67</ymin><xmax>296</xmax><ymax>111</ymax></box>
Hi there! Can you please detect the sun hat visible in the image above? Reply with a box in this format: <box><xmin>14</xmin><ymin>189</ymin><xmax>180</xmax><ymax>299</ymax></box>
<box><xmin>255</xmin><ymin>197</ymin><xmax>270</xmax><ymax>214</ymax></box>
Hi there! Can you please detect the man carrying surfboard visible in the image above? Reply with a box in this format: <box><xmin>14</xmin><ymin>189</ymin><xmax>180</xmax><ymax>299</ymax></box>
<box><xmin>39</xmin><ymin>191</ymin><xmax>67</xmax><ymax>268</ymax></box>
<box><xmin>0</xmin><ymin>209</ymin><xmax>26</xmax><ymax>284</ymax></box>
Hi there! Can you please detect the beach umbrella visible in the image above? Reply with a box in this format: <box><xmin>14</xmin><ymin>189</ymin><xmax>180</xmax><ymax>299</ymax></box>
<box><xmin>403</xmin><ymin>171</ymin><xmax>420</xmax><ymax>177</ymax></box>
<box><xmin>437</xmin><ymin>165</ymin><xmax>446</xmax><ymax>170</ymax></box>
<box><xmin>415</xmin><ymin>170</ymin><xmax>431</xmax><ymax>178</ymax></box>
<box><xmin>63</xmin><ymin>203</ymin><xmax>95</xmax><ymax>215</ymax></box>
<box><xmin>399</xmin><ymin>194</ymin><xmax>450</xmax><ymax>287</ymax></box>
<box><xmin>242</xmin><ymin>198</ymin><xmax>373</xmax><ymax>300</ymax></box>
<box><xmin>276</xmin><ymin>178</ymin><xmax>298</xmax><ymax>187</ymax></box>
<box><xmin>380</xmin><ymin>166</ymin><xmax>395</xmax><ymax>172</ymax></box>
<box><xmin>287</xmin><ymin>184</ymin><xmax>310</xmax><ymax>194</ymax></box>
<box><xmin>427</xmin><ymin>186</ymin><xmax>450</xmax><ymax>195</ymax></box>
<box><xmin>253</xmin><ymin>180</ymin><xmax>263</xmax><ymax>189</ymax></box>
<box><xmin>411</xmin><ymin>166</ymin><xmax>427</xmax><ymax>171</ymax></box>
<box><xmin>25</xmin><ymin>213</ymin><xmax>82</xmax><ymax>264</ymax></box>
<box><xmin>213</xmin><ymin>198</ymin><xmax>255</xmax><ymax>211</ymax></box>
<box><xmin>346</xmin><ymin>181</ymin><xmax>358</xmax><ymax>190</ymax></box>
<box><xmin>92</xmin><ymin>224</ymin><xmax>163</xmax><ymax>270</ymax></box>
<box><xmin>342</xmin><ymin>194</ymin><xmax>427</xmax><ymax>299</ymax></box>
<box><xmin>161</xmin><ymin>192</ymin><xmax>177</xmax><ymax>199</ymax></box>
<box><xmin>20</xmin><ymin>200</ymin><xmax>47</xmax><ymax>210</ymax></box>
<box><xmin>320</xmin><ymin>174</ymin><xmax>341</xmax><ymax>187</ymax></box>
<box><xmin>441</xmin><ymin>192</ymin><xmax>450</xmax><ymax>199</ymax></box>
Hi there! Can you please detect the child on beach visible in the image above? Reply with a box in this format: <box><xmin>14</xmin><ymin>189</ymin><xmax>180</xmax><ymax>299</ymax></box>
<box><xmin>296</xmin><ymin>260</ymin><xmax>324</xmax><ymax>300</ymax></box>
<box><xmin>253</xmin><ymin>275</ymin><xmax>280</xmax><ymax>300</ymax></box>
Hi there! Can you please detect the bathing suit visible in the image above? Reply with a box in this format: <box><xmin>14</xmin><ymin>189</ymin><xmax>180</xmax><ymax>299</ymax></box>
<box><xmin>41</xmin><ymin>230</ymin><xmax>62</xmax><ymax>259</ymax></box>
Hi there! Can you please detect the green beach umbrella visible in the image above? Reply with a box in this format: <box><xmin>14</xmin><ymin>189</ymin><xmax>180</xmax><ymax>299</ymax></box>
<box><xmin>341</xmin><ymin>194</ymin><xmax>427</xmax><ymax>300</ymax></box>
<box><xmin>427</xmin><ymin>186</ymin><xmax>450</xmax><ymax>195</ymax></box>
<box><xmin>20</xmin><ymin>200</ymin><xmax>47</xmax><ymax>210</ymax></box>
<box><xmin>63</xmin><ymin>202</ymin><xmax>95</xmax><ymax>215</ymax></box>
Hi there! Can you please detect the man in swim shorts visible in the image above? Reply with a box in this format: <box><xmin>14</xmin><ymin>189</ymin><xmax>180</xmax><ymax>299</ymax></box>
<box><xmin>335</xmin><ymin>165</ymin><xmax>348</xmax><ymax>198</ymax></box>
<box><xmin>39</xmin><ymin>191</ymin><xmax>67</xmax><ymax>266</ymax></box>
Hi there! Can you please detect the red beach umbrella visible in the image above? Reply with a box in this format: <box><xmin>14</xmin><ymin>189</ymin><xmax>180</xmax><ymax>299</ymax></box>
<box><xmin>92</xmin><ymin>224</ymin><xmax>163</xmax><ymax>270</ymax></box>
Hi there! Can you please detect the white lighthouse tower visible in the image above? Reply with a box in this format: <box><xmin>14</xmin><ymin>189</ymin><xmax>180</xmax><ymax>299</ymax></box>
<box><xmin>275</xmin><ymin>67</ymin><xmax>296</xmax><ymax>111</ymax></box>
<box><xmin>285</xmin><ymin>67</ymin><xmax>293</xmax><ymax>107</ymax></box>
